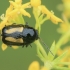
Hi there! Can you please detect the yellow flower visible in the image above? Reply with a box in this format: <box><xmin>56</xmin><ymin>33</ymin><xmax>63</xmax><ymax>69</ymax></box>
<box><xmin>57</xmin><ymin>22</ymin><xmax>70</xmax><ymax>34</ymax></box>
<box><xmin>1</xmin><ymin>43</ymin><xmax>8</xmax><ymax>51</ymax></box>
<box><xmin>6</xmin><ymin>4</ymin><xmax>13</xmax><ymax>17</ymax></box>
<box><xmin>0</xmin><ymin>14</ymin><xmax>5</xmax><ymax>20</ymax></box>
<box><xmin>30</xmin><ymin>0</ymin><xmax>63</xmax><ymax>24</ymax></box>
<box><xmin>41</xmin><ymin>67</ymin><xmax>48</xmax><ymax>70</ymax></box>
<box><xmin>0</xmin><ymin>0</ymin><xmax>31</xmax><ymax>30</ymax></box>
<box><xmin>12</xmin><ymin>46</ymin><xmax>19</xmax><ymax>49</ymax></box>
<box><xmin>0</xmin><ymin>18</ymin><xmax>8</xmax><ymax>30</ymax></box>
<box><xmin>0</xmin><ymin>4</ymin><xmax>14</xmax><ymax>30</ymax></box>
<box><xmin>41</xmin><ymin>5</ymin><xmax>63</xmax><ymax>24</ymax></box>
<box><xmin>30</xmin><ymin>0</ymin><xmax>41</xmax><ymax>7</ymax></box>
<box><xmin>1</xmin><ymin>43</ymin><xmax>19</xmax><ymax>51</ymax></box>
<box><xmin>57</xmin><ymin>49</ymin><xmax>63</xmax><ymax>56</ymax></box>
<box><xmin>63</xmin><ymin>11</ymin><xmax>70</xmax><ymax>18</ymax></box>
<box><xmin>1</xmin><ymin>41</ymin><xmax>19</xmax><ymax>51</ymax></box>
<box><xmin>57</xmin><ymin>46</ymin><xmax>70</xmax><ymax>67</ymax></box>
<box><xmin>28</xmin><ymin>61</ymin><xmax>40</xmax><ymax>70</ymax></box>
<box><xmin>62</xmin><ymin>0</ymin><xmax>70</xmax><ymax>18</ymax></box>
<box><xmin>28</xmin><ymin>61</ymin><xmax>48</xmax><ymax>70</ymax></box>
<box><xmin>62</xmin><ymin>0</ymin><xmax>70</xmax><ymax>3</ymax></box>
<box><xmin>9</xmin><ymin>0</ymin><xmax>31</xmax><ymax>18</ymax></box>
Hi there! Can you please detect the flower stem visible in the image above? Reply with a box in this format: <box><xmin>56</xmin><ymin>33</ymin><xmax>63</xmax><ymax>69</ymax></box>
<box><xmin>35</xmin><ymin>40</ymin><xmax>48</xmax><ymax>60</ymax></box>
<box><xmin>55</xmin><ymin>29</ymin><xmax>70</xmax><ymax>54</ymax></box>
<box><xmin>18</xmin><ymin>14</ymin><xmax>25</xmax><ymax>24</ymax></box>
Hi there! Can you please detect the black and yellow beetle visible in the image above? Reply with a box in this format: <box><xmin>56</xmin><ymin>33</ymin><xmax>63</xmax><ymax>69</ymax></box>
<box><xmin>1</xmin><ymin>24</ymin><xmax>39</xmax><ymax>47</ymax></box>
<box><xmin>1</xmin><ymin>23</ymin><xmax>54</xmax><ymax>56</ymax></box>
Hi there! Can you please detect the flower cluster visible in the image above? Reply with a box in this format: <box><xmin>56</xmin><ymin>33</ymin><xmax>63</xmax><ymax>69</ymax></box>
<box><xmin>56</xmin><ymin>0</ymin><xmax>70</xmax><ymax>69</ymax></box>
<box><xmin>0</xmin><ymin>0</ymin><xmax>31</xmax><ymax>50</ymax></box>
<box><xmin>0</xmin><ymin>0</ymin><xmax>63</xmax><ymax>51</ymax></box>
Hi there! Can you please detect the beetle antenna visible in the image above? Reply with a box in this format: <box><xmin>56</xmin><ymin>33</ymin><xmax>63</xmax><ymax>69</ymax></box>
<box><xmin>39</xmin><ymin>37</ymin><xmax>54</xmax><ymax>56</ymax></box>
<box><xmin>30</xmin><ymin>44</ymin><xmax>32</xmax><ymax>47</ymax></box>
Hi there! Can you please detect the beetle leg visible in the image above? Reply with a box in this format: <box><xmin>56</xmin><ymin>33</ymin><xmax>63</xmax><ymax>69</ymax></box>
<box><xmin>8</xmin><ymin>45</ymin><xmax>12</xmax><ymax>47</ymax></box>
<box><xmin>25</xmin><ymin>22</ymin><xmax>29</xmax><ymax>27</ymax></box>
<box><xmin>25</xmin><ymin>44</ymin><xmax>29</xmax><ymax>47</ymax></box>
<box><xmin>22</xmin><ymin>45</ymin><xmax>24</xmax><ymax>48</ymax></box>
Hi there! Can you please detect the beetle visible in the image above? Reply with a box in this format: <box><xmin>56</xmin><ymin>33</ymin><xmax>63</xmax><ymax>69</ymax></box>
<box><xmin>1</xmin><ymin>23</ymin><xmax>54</xmax><ymax>56</ymax></box>
<box><xmin>1</xmin><ymin>24</ymin><xmax>39</xmax><ymax>47</ymax></box>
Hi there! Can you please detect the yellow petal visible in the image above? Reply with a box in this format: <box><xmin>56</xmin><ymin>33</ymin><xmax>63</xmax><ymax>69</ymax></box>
<box><xmin>0</xmin><ymin>14</ymin><xmax>5</xmax><ymax>20</ymax></box>
<box><xmin>41</xmin><ymin>67</ymin><xmax>48</xmax><ymax>70</ymax></box>
<box><xmin>57</xmin><ymin>22</ymin><xmax>70</xmax><ymax>34</ymax></box>
<box><xmin>50</xmin><ymin>15</ymin><xmax>63</xmax><ymax>24</ymax></box>
<box><xmin>0</xmin><ymin>17</ymin><xmax>8</xmax><ymax>30</ymax></box>
<box><xmin>1</xmin><ymin>43</ymin><xmax>8</xmax><ymax>51</ymax></box>
<box><xmin>30</xmin><ymin>0</ymin><xmax>41</xmax><ymax>7</ymax></box>
<box><xmin>6</xmin><ymin>4</ymin><xmax>13</xmax><ymax>17</ymax></box>
<box><xmin>41</xmin><ymin>5</ymin><xmax>63</xmax><ymax>24</ymax></box>
<box><xmin>28</xmin><ymin>61</ymin><xmax>40</xmax><ymax>70</ymax></box>
<box><xmin>12</xmin><ymin>46</ymin><xmax>19</xmax><ymax>49</ymax></box>
<box><xmin>63</xmin><ymin>11</ymin><xmax>70</xmax><ymax>18</ymax></box>
<box><xmin>57</xmin><ymin>49</ymin><xmax>63</xmax><ymax>56</ymax></box>
<box><xmin>0</xmin><ymin>23</ymin><xmax>5</xmax><ymax>30</ymax></box>
<box><xmin>22</xmin><ymin>2</ymin><xmax>31</xmax><ymax>9</ymax></box>
<box><xmin>20</xmin><ymin>9</ymin><xmax>31</xmax><ymax>17</ymax></box>
<box><xmin>9</xmin><ymin>1</ymin><xmax>18</xmax><ymax>8</ymax></box>
<box><xmin>60</xmin><ymin>23</ymin><xmax>69</xmax><ymax>32</ymax></box>
<box><xmin>41</xmin><ymin>5</ymin><xmax>52</xmax><ymax>17</ymax></box>
<box><xmin>8</xmin><ymin>9</ymin><xmax>18</xmax><ymax>17</ymax></box>
<box><xmin>15</xmin><ymin>0</ymin><xmax>22</xmax><ymax>5</ymax></box>
<box><xmin>9</xmin><ymin>0</ymin><xmax>30</xmax><ymax>18</ymax></box>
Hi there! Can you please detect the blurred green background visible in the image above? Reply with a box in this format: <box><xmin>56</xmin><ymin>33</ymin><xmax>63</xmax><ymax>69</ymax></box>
<box><xmin>0</xmin><ymin>0</ymin><xmax>62</xmax><ymax>70</ymax></box>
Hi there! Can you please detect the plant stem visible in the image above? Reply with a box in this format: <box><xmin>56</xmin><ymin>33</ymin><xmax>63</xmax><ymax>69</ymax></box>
<box><xmin>35</xmin><ymin>40</ymin><xmax>48</xmax><ymax>60</ymax></box>
<box><xmin>55</xmin><ymin>29</ymin><xmax>70</xmax><ymax>54</ymax></box>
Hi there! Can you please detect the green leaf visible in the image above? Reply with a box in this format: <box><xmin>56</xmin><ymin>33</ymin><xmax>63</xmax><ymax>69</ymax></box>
<box><xmin>56</xmin><ymin>62</ymin><xmax>70</xmax><ymax>65</ymax></box>
<box><xmin>53</xmin><ymin>51</ymin><xmax>67</xmax><ymax>64</ymax></box>
<box><xmin>54</xmin><ymin>66</ymin><xmax>70</xmax><ymax>70</ymax></box>
<box><xmin>37</xmin><ymin>46</ymin><xmax>46</xmax><ymax>62</ymax></box>
<box><xmin>48</xmin><ymin>41</ymin><xmax>55</xmax><ymax>61</ymax></box>
<box><xmin>35</xmin><ymin>40</ymin><xmax>48</xmax><ymax>60</ymax></box>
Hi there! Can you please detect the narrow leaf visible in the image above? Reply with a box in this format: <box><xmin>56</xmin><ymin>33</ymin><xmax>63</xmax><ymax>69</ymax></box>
<box><xmin>48</xmin><ymin>41</ymin><xmax>55</xmax><ymax>61</ymax></box>
<box><xmin>54</xmin><ymin>66</ymin><xmax>70</xmax><ymax>70</ymax></box>
<box><xmin>56</xmin><ymin>62</ymin><xmax>70</xmax><ymax>65</ymax></box>
<box><xmin>53</xmin><ymin>51</ymin><xmax>67</xmax><ymax>64</ymax></box>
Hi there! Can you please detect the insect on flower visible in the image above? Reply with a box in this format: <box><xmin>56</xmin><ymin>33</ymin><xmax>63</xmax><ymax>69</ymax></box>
<box><xmin>1</xmin><ymin>23</ymin><xmax>38</xmax><ymax>47</ymax></box>
<box><xmin>1</xmin><ymin>23</ymin><xmax>54</xmax><ymax>56</ymax></box>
